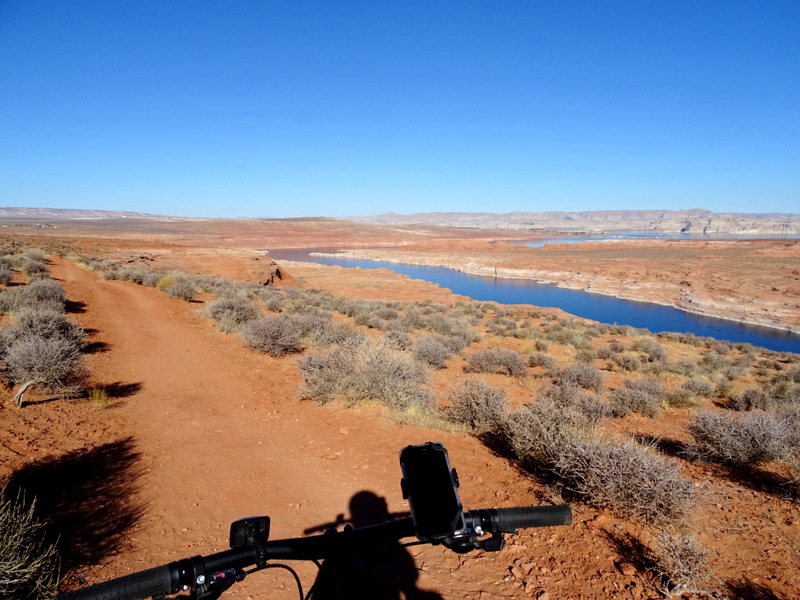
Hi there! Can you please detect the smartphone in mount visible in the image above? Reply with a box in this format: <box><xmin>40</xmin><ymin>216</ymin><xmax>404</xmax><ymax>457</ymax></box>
<box><xmin>400</xmin><ymin>442</ymin><xmax>464</xmax><ymax>541</ymax></box>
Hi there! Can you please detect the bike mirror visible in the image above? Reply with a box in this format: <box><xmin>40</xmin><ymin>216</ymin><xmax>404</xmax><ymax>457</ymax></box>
<box><xmin>229</xmin><ymin>516</ymin><xmax>270</xmax><ymax>548</ymax></box>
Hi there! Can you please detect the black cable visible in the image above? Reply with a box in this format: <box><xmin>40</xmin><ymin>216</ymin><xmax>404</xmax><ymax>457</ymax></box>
<box><xmin>260</xmin><ymin>564</ymin><xmax>305</xmax><ymax>600</ymax></box>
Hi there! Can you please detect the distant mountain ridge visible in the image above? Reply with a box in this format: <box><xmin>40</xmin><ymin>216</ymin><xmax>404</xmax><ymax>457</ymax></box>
<box><xmin>350</xmin><ymin>209</ymin><xmax>800</xmax><ymax>234</ymax></box>
<box><xmin>0</xmin><ymin>207</ymin><xmax>182</xmax><ymax>221</ymax></box>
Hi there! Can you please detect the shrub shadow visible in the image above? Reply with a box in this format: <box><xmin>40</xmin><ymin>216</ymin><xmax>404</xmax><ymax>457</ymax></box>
<box><xmin>101</xmin><ymin>381</ymin><xmax>143</xmax><ymax>398</ymax></box>
<box><xmin>600</xmin><ymin>528</ymin><xmax>656</xmax><ymax>573</ymax></box>
<box><xmin>634</xmin><ymin>435</ymin><xmax>689</xmax><ymax>459</ymax></box>
<box><xmin>65</xmin><ymin>299</ymin><xmax>87</xmax><ymax>314</ymax></box>
<box><xmin>726</xmin><ymin>579</ymin><xmax>791</xmax><ymax>600</ymax></box>
<box><xmin>83</xmin><ymin>341</ymin><xmax>110</xmax><ymax>354</ymax></box>
<box><xmin>3</xmin><ymin>437</ymin><xmax>146</xmax><ymax>574</ymax></box>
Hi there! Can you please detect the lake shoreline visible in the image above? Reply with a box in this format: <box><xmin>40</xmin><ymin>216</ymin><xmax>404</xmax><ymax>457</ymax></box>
<box><xmin>310</xmin><ymin>249</ymin><xmax>800</xmax><ymax>337</ymax></box>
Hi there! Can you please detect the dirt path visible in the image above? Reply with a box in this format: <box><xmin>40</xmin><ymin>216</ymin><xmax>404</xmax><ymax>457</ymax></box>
<box><xmin>49</xmin><ymin>258</ymin><xmax>562</xmax><ymax>600</ymax></box>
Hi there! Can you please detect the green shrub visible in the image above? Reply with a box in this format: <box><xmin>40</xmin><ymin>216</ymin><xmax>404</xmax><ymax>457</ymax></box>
<box><xmin>445</xmin><ymin>379</ymin><xmax>508</xmax><ymax>432</ymax></box>
<box><xmin>241</xmin><ymin>316</ymin><xmax>303</xmax><ymax>357</ymax></box>
<box><xmin>465</xmin><ymin>348</ymin><xmax>528</xmax><ymax>377</ymax></box>
<box><xmin>0</xmin><ymin>489</ymin><xmax>59</xmax><ymax>600</ymax></box>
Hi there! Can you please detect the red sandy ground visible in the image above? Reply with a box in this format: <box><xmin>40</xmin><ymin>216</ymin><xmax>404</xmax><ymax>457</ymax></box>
<box><xmin>1</xmin><ymin>234</ymin><xmax>799</xmax><ymax>599</ymax></box>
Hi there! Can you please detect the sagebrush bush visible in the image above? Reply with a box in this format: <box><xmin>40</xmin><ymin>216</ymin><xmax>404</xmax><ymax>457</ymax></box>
<box><xmin>688</xmin><ymin>410</ymin><xmax>793</xmax><ymax>465</ymax></box>
<box><xmin>445</xmin><ymin>379</ymin><xmax>508</xmax><ymax>432</ymax></box>
<box><xmin>24</xmin><ymin>278</ymin><xmax>66</xmax><ymax>311</ymax></box>
<box><xmin>556</xmin><ymin>438</ymin><xmax>693</xmax><ymax>525</ymax></box>
<box><xmin>0</xmin><ymin>264</ymin><xmax>13</xmax><ymax>286</ymax></box>
<box><xmin>299</xmin><ymin>341</ymin><xmax>432</xmax><ymax>411</ymax></box>
<box><xmin>383</xmin><ymin>330</ymin><xmax>412</xmax><ymax>351</ymax></box>
<box><xmin>538</xmin><ymin>384</ymin><xmax>610</xmax><ymax>425</ymax></box>
<box><xmin>610</xmin><ymin>377</ymin><xmax>667</xmax><ymax>417</ymax></box>
<box><xmin>241</xmin><ymin>316</ymin><xmax>303</xmax><ymax>356</ymax></box>
<box><xmin>204</xmin><ymin>297</ymin><xmax>260</xmax><ymax>333</ymax></box>
<box><xmin>612</xmin><ymin>353</ymin><xmax>641</xmax><ymax>372</ymax></box>
<box><xmin>681</xmin><ymin>377</ymin><xmax>713</xmax><ymax>397</ymax></box>
<box><xmin>632</xmin><ymin>338</ymin><xmax>668</xmax><ymax>363</ymax></box>
<box><xmin>557</xmin><ymin>362</ymin><xmax>604</xmax><ymax>391</ymax></box>
<box><xmin>306</xmin><ymin>320</ymin><xmax>366</xmax><ymax>348</ymax></box>
<box><xmin>528</xmin><ymin>352</ymin><xmax>558</xmax><ymax>375</ymax></box>
<box><xmin>0</xmin><ymin>490</ymin><xmax>59</xmax><ymax>600</ymax></box>
<box><xmin>8</xmin><ymin>307</ymin><xmax>85</xmax><ymax>347</ymax></box>
<box><xmin>413</xmin><ymin>335</ymin><xmax>455</xmax><ymax>369</ymax></box>
<box><xmin>163</xmin><ymin>279</ymin><xmax>196</xmax><ymax>301</ymax></box>
<box><xmin>465</xmin><ymin>348</ymin><xmax>528</xmax><ymax>377</ymax></box>
<box><xmin>499</xmin><ymin>398</ymin><xmax>598</xmax><ymax>470</ymax></box>
<box><xmin>731</xmin><ymin>386</ymin><xmax>771</xmax><ymax>411</ymax></box>
<box><xmin>4</xmin><ymin>334</ymin><xmax>85</xmax><ymax>393</ymax></box>
<box><xmin>20</xmin><ymin>259</ymin><xmax>49</xmax><ymax>278</ymax></box>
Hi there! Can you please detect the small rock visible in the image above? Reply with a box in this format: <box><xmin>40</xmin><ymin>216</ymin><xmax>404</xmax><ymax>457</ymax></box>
<box><xmin>618</xmin><ymin>562</ymin><xmax>636</xmax><ymax>576</ymax></box>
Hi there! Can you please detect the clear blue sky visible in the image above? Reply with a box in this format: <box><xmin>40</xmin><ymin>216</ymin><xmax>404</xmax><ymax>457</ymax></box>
<box><xmin>1</xmin><ymin>1</ymin><xmax>798</xmax><ymax>218</ymax></box>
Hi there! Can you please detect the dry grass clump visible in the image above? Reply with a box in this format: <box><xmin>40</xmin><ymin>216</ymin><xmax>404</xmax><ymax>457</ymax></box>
<box><xmin>465</xmin><ymin>348</ymin><xmax>528</xmax><ymax>377</ymax></box>
<box><xmin>241</xmin><ymin>316</ymin><xmax>303</xmax><ymax>357</ymax></box>
<box><xmin>0</xmin><ymin>489</ymin><xmax>60</xmax><ymax>600</ymax></box>
<box><xmin>528</xmin><ymin>352</ymin><xmax>558</xmax><ymax>376</ymax></box>
<box><xmin>445</xmin><ymin>379</ymin><xmax>508</xmax><ymax>432</ymax></box>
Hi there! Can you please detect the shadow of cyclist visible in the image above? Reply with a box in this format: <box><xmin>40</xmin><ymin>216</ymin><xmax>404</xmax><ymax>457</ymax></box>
<box><xmin>308</xmin><ymin>491</ymin><xmax>444</xmax><ymax>600</ymax></box>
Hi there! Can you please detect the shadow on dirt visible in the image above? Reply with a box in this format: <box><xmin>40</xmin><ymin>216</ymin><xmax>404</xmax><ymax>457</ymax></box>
<box><xmin>4</xmin><ymin>437</ymin><xmax>146</xmax><ymax>574</ymax></box>
<box><xmin>726</xmin><ymin>579</ymin><xmax>791</xmax><ymax>600</ymax></box>
<box><xmin>100</xmin><ymin>381</ymin><xmax>143</xmax><ymax>399</ymax></box>
<box><xmin>307</xmin><ymin>491</ymin><xmax>442</xmax><ymax>600</ymax></box>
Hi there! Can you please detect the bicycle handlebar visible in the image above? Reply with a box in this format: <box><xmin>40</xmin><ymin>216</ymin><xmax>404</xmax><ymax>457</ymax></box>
<box><xmin>56</xmin><ymin>506</ymin><xmax>571</xmax><ymax>600</ymax></box>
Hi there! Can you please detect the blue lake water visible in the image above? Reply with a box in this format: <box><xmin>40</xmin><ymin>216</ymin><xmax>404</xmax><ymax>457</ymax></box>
<box><xmin>271</xmin><ymin>250</ymin><xmax>800</xmax><ymax>354</ymax></box>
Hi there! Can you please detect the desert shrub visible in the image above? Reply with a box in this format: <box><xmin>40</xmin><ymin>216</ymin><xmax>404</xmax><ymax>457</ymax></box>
<box><xmin>731</xmin><ymin>386</ymin><xmax>771</xmax><ymax>411</ymax></box>
<box><xmin>534</xmin><ymin>339</ymin><xmax>548</xmax><ymax>352</ymax></box>
<box><xmin>413</xmin><ymin>335</ymin><xmax>455</xmax><ymax>369</ymax></box>
<box><xmin>610</xmin><ymin>377</ymin><xmax>667</xmax><ymax>417</ymax></box>
<box><xmin>383</xmin><ymin>330</ymin><xmax>412</xmax><ymax>351</ymax></box>
<box><xmin>4</xmin><ymin>334</ymin><xmax>85</xmax><ymax>392</ymax></box>
<box><xmin>688</xmin><ymin>410</ymin><xmax>794</xmax><ymax>465</ymax></box>
<box><xmin>500</xmin><ymin>398</ymin><xmax>598</xmax><ymax>471</ymax></box>
<box><xmin>346</xmin><ymin>341</ymin><xmax>432</xmax><ymax>411</ymax></box>
<box><xmin>306</xmin><ymin>320</ymin><xmax>366</xmax><ymax>348</ymax></box>
<box><xmin>556</xmin><ymin>362</ymin><xmax>603</xmax><ymax>391</ymax></box>
<box><xmin>768</xmin><ymin>380</ymin><xmax>800</xmax><ymax>406</ymax></box>
<box><xmin>299</xmin><ymin>341</ymin><xmax>432</xmax><ymax>411</ymax></box>
<box><xmin>681</xmin><ymin>377</ymin><xmax>713</xmax><ymax>397</ymax></box>
<box><xmin>298</xmin><ymin>347</ymin><xmax>356</xmax><ymax>404</ymax></box>
<box><xmin>21</xmin><ymin>248</ymin><xmax>47</xmax><ymax>262</ymax></box>
<box><xmin>555</xmin><ymin>438</ymin><xmax>693</xmax><ymax>525</ymax></box>
<box><xmin>612</xmin><ymin>353</ymin><xmax>641</xmax><ymax>372</ymax></box>
<box><xmin>666</xmin><ymin>388</ymin><xmax>697</xmax><ymax>408</ymax></box>
<box><xmin>24</xmin><ymin>278</ymin><xmax>66</xmax><ymax>311</ymax></box>
<box><xmin>528</xmin><ymin>352</ymin><xmax>558</xmax><ymax>375</ymax></box>
<box><xmin>465</xmin><ymin>348</ymin><xmax>528</xmax><ymax>377</ymax></box>
<box><xmin>0</xmin><ymin>264</ymin><xmax>13</xmax><ymax>286</ymax></box>
<box><xmin>648</xmin><ymin>531</ymin><xmax>709</xmax><ymax>596</ymax></box>
<box><xmin>20</xmin><ymin>259</ymin><xmax>49</xmax><ymax>278</ymax></box>
<box><xmin>241</xmin><ymin>316</ymin><xmax>303</xmax><ymax>357</ymax></box>
<box><xmin>632</xmin><ymin>338</ymin><xmax>668</xmax><ymax>363</ymax></box>
<box><xmin>608</xmin><ymin>339</ymin><xmax>626</xmax><ymax>353</ymax></box>
<box><xmin>0</xmin><ymin>489</ymin><xmax>59</xmax><ymax>600</ymax></box>
<box><xmin>538</xmin><ymin>384</ymin><xmax>610</xmax><ymax>425</ymax></box>
<box><xmin>445</xmin><ymin>379</ymin><xmax>508</xmax><ymax>432</ymax></box>
<box><xmin>162</xmin><ymin>279</ymin><xmax>196</xmax><ymax>301</ymax></box>
<box><xmin>6</xmin><ymin>307</ymin><xmax>85</xmax><ymax>347</ymax></box>
<box><xmin>204</xmin><ymin>297</ymin><xmax>260</xmax><ymax>333</ymax></box>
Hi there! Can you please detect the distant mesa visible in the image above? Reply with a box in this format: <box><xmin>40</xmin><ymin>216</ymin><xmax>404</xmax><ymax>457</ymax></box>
<box><xmin>347</xmin><ymin>209</ymin><xmax>800</xmax><ymax>235</ymax></box>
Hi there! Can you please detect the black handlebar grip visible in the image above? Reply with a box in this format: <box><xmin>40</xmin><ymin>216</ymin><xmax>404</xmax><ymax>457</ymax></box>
<box><xmin>55</xmin><ymin>565</ymin><xmax>175</xmax><ymax>600</ymax></box>
<box><xmin>491</xmin><ymin>505</ymin><xmax>572</xmax><ymax>531</ymax></box>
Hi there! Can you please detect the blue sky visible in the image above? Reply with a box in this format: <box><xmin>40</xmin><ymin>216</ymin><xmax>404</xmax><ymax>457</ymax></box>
<box><xmin>1</xmin><ymin>1</ymin><xmax>798</xmax><ymax>218</ymax></box>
